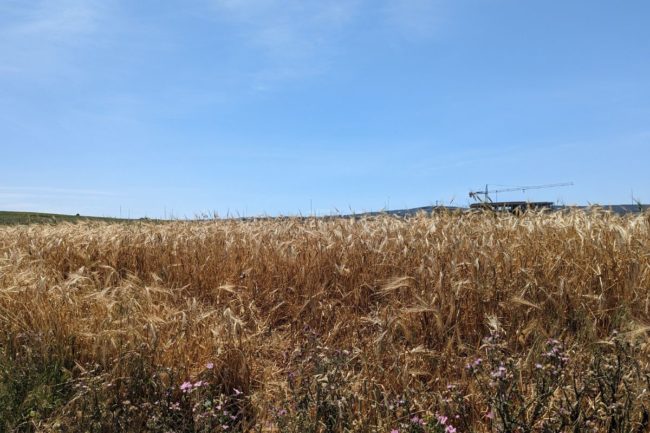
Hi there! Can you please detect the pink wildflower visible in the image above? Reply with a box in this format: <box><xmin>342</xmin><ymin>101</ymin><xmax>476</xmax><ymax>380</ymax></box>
<box><xmin>437</xmin><ymin>414</ymin><xmax>448</xmax><ymax>425</ymax></box>
<box><xmin>445</xmin><ymin>425</ymin><xmax>457</xmax><ymax>433</ymax></box>
<box><xmin>180</xmin><ymin>381</ymin><xmax>193</xmax><ymax>392</ymax></box>
<box><xmin>206</xmin><ymin>362</ymin><xmax>215</xmax><ymax>369</ymax></box>
<box><xmin>390</xmin><ymin>429</ymin><xmax>399</xmax><ymax>433</ymax></box>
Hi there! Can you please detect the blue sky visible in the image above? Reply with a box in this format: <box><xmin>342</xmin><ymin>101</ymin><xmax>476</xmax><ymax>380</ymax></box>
<box><xmin>1</xmin><ymin>0</ymin><xmax>649</xmax><ymax>217</ymax></box>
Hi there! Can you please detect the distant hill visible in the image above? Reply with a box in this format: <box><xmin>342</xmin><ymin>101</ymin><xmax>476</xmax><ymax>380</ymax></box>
<box><xmin>1</xmin><ymin>204</ymin><xmax>647</xmax><ymax>225</ymax></box>
<box><xmin>586</xmin><ymin>204</ymin><xmax>650</xmax><ymax>214</ymax></box>
<box><xmin>0</xmin><ymin>211</ymin><xmax>131</xmax><ymax>225</ymax></box>
<box><xmin>348</xmin><ymin>204</ymin><xmax>650</xmax><ymax>218</ymax></box>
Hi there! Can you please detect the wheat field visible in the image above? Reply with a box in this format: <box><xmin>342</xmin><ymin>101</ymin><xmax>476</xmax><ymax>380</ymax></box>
<box><xmin>1</xmin><ymin>210</ymin><xmax>649</xmax><ymax>432</ymax></box>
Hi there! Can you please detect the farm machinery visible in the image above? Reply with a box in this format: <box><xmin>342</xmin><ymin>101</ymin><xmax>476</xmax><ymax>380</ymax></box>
<box><xmin>469</xmin><ymin>182</ymin><xmax>573</xmax><ymax>212</ymax></box>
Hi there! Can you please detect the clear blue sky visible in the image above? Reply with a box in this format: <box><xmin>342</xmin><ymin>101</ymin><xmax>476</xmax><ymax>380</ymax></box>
<box><xmin>1</xmin><ymin>0</ymin><xmax>649</xmax><ymax>218</ymax></box>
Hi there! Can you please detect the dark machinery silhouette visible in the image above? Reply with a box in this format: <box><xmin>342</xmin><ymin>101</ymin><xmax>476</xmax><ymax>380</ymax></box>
<box><xmin>469</xmin><ymin>182</ymin><xmax>573</xmax><ymax>212</ymax></box>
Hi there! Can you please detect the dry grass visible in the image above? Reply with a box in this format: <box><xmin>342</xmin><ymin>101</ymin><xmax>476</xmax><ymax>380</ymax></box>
<box><xmin>0</xmin><ymin>209</ymin><xmax>649</xmax><ymax>432</ymax></box>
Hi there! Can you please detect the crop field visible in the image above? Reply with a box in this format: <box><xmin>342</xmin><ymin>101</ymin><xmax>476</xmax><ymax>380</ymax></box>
<box><xmin>0</xmin><ymin>210</ymin><xmax>649</xmax><ymax>432</ymax></box>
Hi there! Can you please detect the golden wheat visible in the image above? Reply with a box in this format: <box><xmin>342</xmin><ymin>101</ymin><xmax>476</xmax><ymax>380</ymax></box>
<box><xmin>0</xmin><ymin>209</ymin><xmax>649</xmax><ymax>431</ymax></box>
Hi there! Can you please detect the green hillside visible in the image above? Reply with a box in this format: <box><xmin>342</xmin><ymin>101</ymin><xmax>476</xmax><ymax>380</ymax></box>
<box><xmin>0</xmin><ymin>211</ymin><xmax>130</xmax><ymax>225</ymax></box>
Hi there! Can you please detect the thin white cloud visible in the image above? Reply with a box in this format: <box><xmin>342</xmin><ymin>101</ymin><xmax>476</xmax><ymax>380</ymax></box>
<box><xmin>206</xmin><ymin>0</ymin><xmax>450</xmax><ymax>88</ymax></box>
<box><xmin>4</xmin><ymin>0</ymin><xmax>100</xmax><ymax>40</ymax></box>
<box><xmin>211</xmin><ymin>0</ymin><xmax>359</xmax><ymax>49</ymax></box>
<box><xmin>0</xmin><ymin>187</ymin><xmax>119</xmax><ymax>198</ymax></box>
<box><xmin>208</xmin><ymin>0</ymin><xmax>363</xmax><ymax>86</ymax></box>
<box><xmin>0</xmin><ymin>0</ymin><xmax>108</xmax><ymax>77</ymax></box>
<box><xmin>383</xmin><ymin>0</ymin><xmax>450</xmax><ymax>40</ymax></box>
<box><xmin>0</xmin><ymin>188</ymin><xmax>118</xmax><ymax>215</ymax></box>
